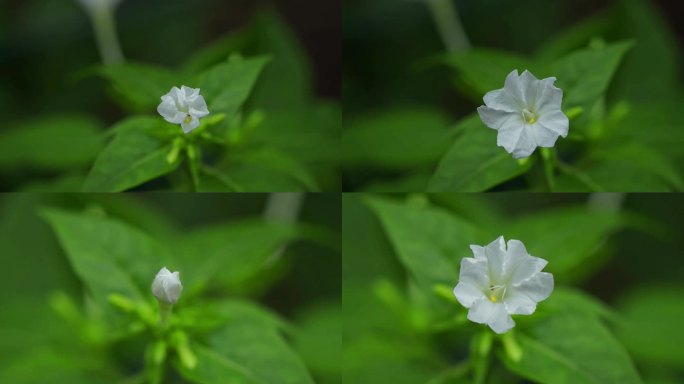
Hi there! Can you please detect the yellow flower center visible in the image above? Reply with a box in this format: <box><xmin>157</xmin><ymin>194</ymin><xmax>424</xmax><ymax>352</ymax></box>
<box><xmin>522</xmin><ymin>109</ymin><xmax>537</xmax><ymax>124</ymax></box>
<box><xmin>183</xmin><ymin>115</ymin><xmax>192</xmax><ymax>124</ymax></box>
<box><xmin>488</xmin><ymin>285</ymin><xmax>506</xmax><ymax>302</ymax></box>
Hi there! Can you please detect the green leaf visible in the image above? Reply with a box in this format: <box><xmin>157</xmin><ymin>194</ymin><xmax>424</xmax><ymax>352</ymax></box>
<box><xmin>292</xmin><ymin>302</ymin><xmax>341</xmax><ymax>379</ymax></box>
<box><xmin>248</xmin><ymin>10</ymin><xmax>313</xmax><ymax>110</ymax></box>
<box><xmin>612</xmin><ymin>0</ymin><xmax>682</xmax><ymax>101</ymax></box>
<box><xmin>177</xmin><ymin>305</ymin><xmax>314</xmax><ymax>384</ymax></box>
<box><xmin>179</xmin><ymin>346</ymin><xmax>260</xmax><ymax>384</ymax></box>
<box><xmin>0</xmin><ymin>115</ymin><xmax>103</xmax><ymax>171</ymax></box>
<box><xmin>173</xmin><ymin>219</ymin><xmax>300</xmax><ymax>294</ymax></box>
<box><xmin>195</xmin><ymin>56</ymin><xmax>270</xmax><ymax>119</ymax></box>
<box><xmin>96</xmin><ymin>63</ymin><xmax>180</xmax><ymax>109</ymax></box>
<box><xmin>555</xmin><ymin>143</ymin><xmax>683</xmax><ymax>192</ymax></box>
<box><xmin>83</xmin><ymin>117</ymin><xmax>180</xmax><ymax>192</ymax></box>
<box><xmin>428</xmin><ymin>115</ymin><xmax>534</xmax><ymax>192</ymax></box>
<box><xmin>208</xmin><ymin>149</ymin><xmax>320</xmax><ymax>192</ymax></box>
<box><xmin>507</xmin><ymin>206</ymin><xmax>624</xmax><ymax>280</ymax></box>
<box><xmin>342</xmin><ymin>107</ymin><xmax>451</xmax><ymax>170</ymax></box>
<box><xmin>617</xmin><ymin>286</ymin><xmax>684</xmax><ymax>368</ymax></box>
<box><xmin>534</xmin><ymin>10</ymin><xmax>614</xmax><ymax>61</ymax></box>
<box><xmin>553</xmin><ymin>41</ymin><xmax>633</xmax><ymax>109</ymax></box>
<box><xmin>40</xmin><ymin>208</ymin><xmax>168</xmax><ymax>312</ymax></box>
<box><xmin>502</xmin><ymin>311</ymin><xmax>642</xmax><ymax>384</ymax></box>
<box><xmin>442</xmin><ymin>50</ymin><xmax>541</xmax><ymax>99</ymax></box>
<box><xmin>365</xmin><ymin>196</ymin><xmax>486</xmax><ymax>307</ymax></box>
<box><xmin>248</xmin><ymin>102</ymin><xmax>341</xmax><ymax>167</ymax></box>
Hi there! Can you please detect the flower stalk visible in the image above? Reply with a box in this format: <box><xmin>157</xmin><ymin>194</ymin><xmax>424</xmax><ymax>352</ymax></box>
<box><xmin>425</xmin><ymin>0</ymin><xmax>470</xmax><ymax>52</ymax></box>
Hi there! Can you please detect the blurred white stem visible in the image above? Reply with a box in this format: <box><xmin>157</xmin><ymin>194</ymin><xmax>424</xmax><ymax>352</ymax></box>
<box><xmin>587</xmin><ymin>193</ymin><xmax>626</xmax><ymax>213</ymax></box>
<box><xmin>264</xmin><ymin>193</ymin><xmax>305</xmax><ymax>262</ymax></box>
<box><xmin>426</xmin><ymin>0</ymin><xmax>470</xmax><ymax>52</ymax></box>
<box><xmin>87</xmin><ymin>3</ymin><xmax>124</xmax><ymax>65</ymax></box>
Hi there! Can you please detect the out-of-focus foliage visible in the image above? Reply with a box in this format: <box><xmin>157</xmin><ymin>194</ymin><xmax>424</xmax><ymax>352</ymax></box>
<box><xmin>343</xmin><ymin>193</ymin><xmax>684</xmax><ymax>383</ymax></box>
<box><xmin>0</xmin><ymin>194</ymin><xmax>341</xmax><ymax>384</ymax></box>
<box><xmin>343</xmin><ymin>0</ymin><xmax>684</xmax><ymax>191</ymax></box>
<box><xmin>0</xmin><ymin>2</ymin><xmax>340</xmax><ymax>192</ymax></box>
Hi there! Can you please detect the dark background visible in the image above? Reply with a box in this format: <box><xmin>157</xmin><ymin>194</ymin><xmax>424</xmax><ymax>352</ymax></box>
<box><xmin>343</xmin><ymin>0</ymin><xmax>683</xmax><ymax>118</ymax></box>
<box><xmin>0</xmin><ymin>0</ymin><xmax>341</xmax><ymax>124</ymax></box>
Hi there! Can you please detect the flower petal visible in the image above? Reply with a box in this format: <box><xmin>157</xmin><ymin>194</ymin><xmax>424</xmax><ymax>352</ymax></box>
<box><xmin>170</xmin><ymin>86</ymin><xmax>184</xmax><ymax>104</ymax></box>
<box><xmin>453</xmin><ymin>282</ymin><xmax>486</xmax><ymax>308</ymax></box>
<box><xmin>531</xmin><ymin>123</ymin><xmax>563</xmax><ymax>148</ymax></box>
<box><xmin>513</xmin><ymin>271</ymin><xmax>554</xmax><ymax>302</ymax></box>
<box><xmin>468</xmin><ymin>299</ymin><xmax>515</xmax><ymax>334</ymax></box>
<box><xmin>157</xmin><ymin>96</ymin><xmax>178</xmax><ymax>120</ymax></box>
<box><xmin>535</xmin><ymin>78</ymin><xmax>563</xmax><ymax>114</ymax></box>
<box><xmin>188</xmin><ymin>95</ymin><xmax>210</xmax><ymax>117</ymax></box>
<box><xmin>181</xmin><ymin>85</ymin><xmax>200</xmax><ymax>99</ymax></box>
<box><xmin>470</xmin><ymin>245</ymin><xmax>486</xmax><ymax>261</ymax></box>
<box><xmin>483</xmin><ymin>89</ymin><xmax>518</xmax><ymax>112</ymax></box>
<box><xmin>519</xmin><ymin>70</ymin><xmax>540</xmax><ymax>107</ymax></box>
<box><xmin>477</xmin><ymin>106</ymin><xmax>520</xmax><ymax>131</ymax></box>
<box><xmin>505</xmin><ymin>239</ymin><xmax>548</xmax><ymax>285</ymax></box>
<box><xmin>181</xmin><ymin>115</ymin><xmax>200</xmax><ymax>133</ymax></box>
<box><xmin>498</xmin><ymin>123</ymin><xmax>536</xmax><ymax>159</ymax></box>
<box><xmin>459</xmin><ymin>257</ymin><xmax>489</xmax><ymax>290</ymax></box>
<box><xmin>537</xmin><ymin>110</ymin><xmax>569</xmax><ymax>139</ymax></box>
<box><xmin>503</xmin><ymin>287</ymin><xmax>538</xmax><ymax>315</ymax></box>
<box><xmin>503</xmin><ymin>69</ymin><xmax>525</xmax><ymax>108</ymax></box>
<box><xmin>484</xmin><ymin>236</ymin><xmax>506</xmax><ymax>283</ymax></box>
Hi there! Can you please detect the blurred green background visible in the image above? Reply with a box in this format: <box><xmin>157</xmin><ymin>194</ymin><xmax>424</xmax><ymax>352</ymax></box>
<box><xmin>0</xmin><ymin>193</ymin><xmax>340</xmax><ymax>383</ymax></box>
<box><xmin>343</xmin><ymin>192</ymin><xmax>684</xmax><ymax>383</ymax></box>
<box><xmin>342</xmin><ymin>0</ymin><xmax>684</xmax><ymax>191</ymax></box>
<box><xmin>0</xmin><ymin>0</ymin><xmax>341</xmax><ymax>191</ymax></box>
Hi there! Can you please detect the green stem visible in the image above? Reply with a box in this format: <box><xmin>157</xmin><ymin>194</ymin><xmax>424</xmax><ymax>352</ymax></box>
<box><xmin>186</xmin><ymin>145</ymin><xmax>201</xmax><ymax>191</ymax></box>
<box><xmin>89</xmin><ymin>3</ymin><xmax>124</xmax><ymax>65</ymax></box>
<box><xmin>425</xmin><ymin>0</ymin><xmax>471</xmax><ymax>52</ymax></box>
<box><xmin>159</xmin><ymin>303</ymin><xmax>172</xmax><ymax>329</ymax></box>
<box><xmin>539</xmin><ymin>148</ymin><xmax>556</xmax><ymax>191</ymax></box>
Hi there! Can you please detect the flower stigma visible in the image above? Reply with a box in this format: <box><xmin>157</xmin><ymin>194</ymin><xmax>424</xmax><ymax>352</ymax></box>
<box><xmin>522</xmin><ymin>109</ymin><xmax>537</xmax><ymax>124</ymax></box>
<box><xmin>488</xmin><ymin>285</ymin><xmax>506</xmax><ymax>302</ymax></box>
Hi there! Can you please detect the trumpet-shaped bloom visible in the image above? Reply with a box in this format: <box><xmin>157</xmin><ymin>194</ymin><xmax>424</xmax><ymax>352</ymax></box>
<box><xmin>477</xmin><ymin>70</ymin><xmax>569</xmax><ymax>159</ymax></box>
<box><xmin>453</xmin><ymin>236</ymin><xmax>554</xmax><ymax>334</ymax></box>
<box><xmin>151</xmin><ymin>267</ymin><xmax>183</xmax><ymax>305</ymax></box>
<box><xmin>157</xmin><ymin>86</ymin><xmax>209</xmax><ymax>134</ymax></box>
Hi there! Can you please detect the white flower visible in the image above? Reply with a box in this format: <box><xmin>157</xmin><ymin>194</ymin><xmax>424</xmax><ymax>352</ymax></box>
<box><xmin>157</xmin><ymin>86</ymin><xmax>210</xmax><ymax>134</ymax></box>
<box><xmin>151</xmin><ymin>267</ymin><xmax>183</xmax><ymax>305</ymax></box>
<box><xmin>453</xmin><ymin>236</ymin><xmax>554</xmax><ymax>334</ymax></box>
<box><xmin>477</xmin><ymin>70</ymin><xmax>569</xmax><ymax>159</ymax></box>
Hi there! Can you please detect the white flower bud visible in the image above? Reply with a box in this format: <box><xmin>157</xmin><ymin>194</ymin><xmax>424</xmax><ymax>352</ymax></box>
<box><xmin>151</xmin><ymin>267</ymin><xmax>183</xmax><ymax>305</ymax></box>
